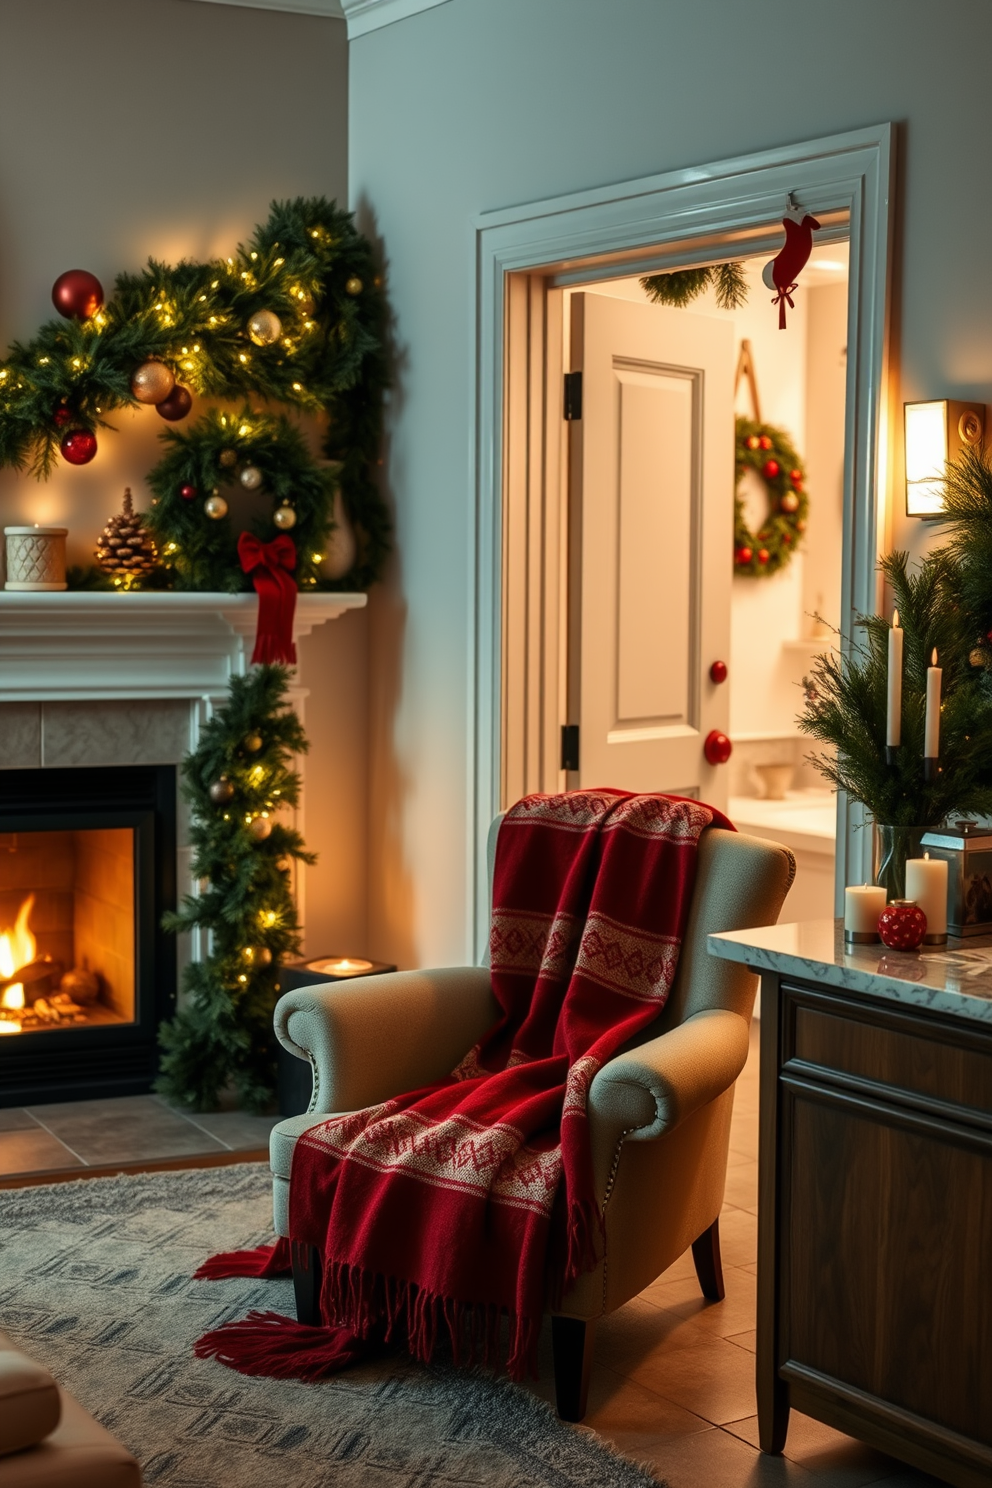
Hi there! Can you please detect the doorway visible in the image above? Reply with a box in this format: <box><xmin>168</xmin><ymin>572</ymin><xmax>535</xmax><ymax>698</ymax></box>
<box><xmin>472</xmin><ymin>126</ymin><xmax>894</xmax><ymax>949</ymax></box>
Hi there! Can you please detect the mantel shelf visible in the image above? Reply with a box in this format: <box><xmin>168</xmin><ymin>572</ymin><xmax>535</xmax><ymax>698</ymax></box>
<box><xmin>0</xmin><ymin>590</ymin><xmax>366</xmax><ymax>702</ymax></box>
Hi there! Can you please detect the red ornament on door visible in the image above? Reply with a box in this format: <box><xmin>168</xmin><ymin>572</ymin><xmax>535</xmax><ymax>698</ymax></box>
<box><xmin>709</xmin><ymin>660</ymin><xmax>728</xmax><ymax>684</ymax></box>
<box><xmin>704</xmin><ymin>730</ymin><xmax>732</xmax><ymax>766</ymax></box>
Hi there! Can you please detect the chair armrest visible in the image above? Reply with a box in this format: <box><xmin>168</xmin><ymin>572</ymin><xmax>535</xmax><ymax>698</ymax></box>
<box><xmin>588</xmin><ymin>1008</ymin><xmax>751</xmax><ymax>1151</ymax></box>
<box><xmin>275</xmin><ymin>966</ymin><xmax>498</xmax><ymax>1114</ymax></box>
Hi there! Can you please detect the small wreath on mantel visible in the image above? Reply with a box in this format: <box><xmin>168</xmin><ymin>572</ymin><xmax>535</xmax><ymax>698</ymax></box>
<box><xmin>734</xmin><ymin>415</ymin><xmax>808</xmax><ymax>577</ymax></box>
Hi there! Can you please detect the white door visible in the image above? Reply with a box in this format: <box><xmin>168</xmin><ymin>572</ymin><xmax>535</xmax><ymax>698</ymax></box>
<box><xmin>567</xmin><ymin>292</ymin><xmax>735</xmax><ymax>810</ymax></box>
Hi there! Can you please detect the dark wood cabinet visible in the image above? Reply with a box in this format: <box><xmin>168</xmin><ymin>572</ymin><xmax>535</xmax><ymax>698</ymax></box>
<box><xmin>758</xmin><ymin>975</ymin><xmax>992</xmax><ymax>1488</ymax></box>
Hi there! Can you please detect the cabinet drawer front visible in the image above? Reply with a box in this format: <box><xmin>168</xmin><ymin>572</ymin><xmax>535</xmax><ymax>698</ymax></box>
<box><xmin>785</xmin><ymin>987</ymin><xmax>992</xmax><ymax>1118</ymax></box>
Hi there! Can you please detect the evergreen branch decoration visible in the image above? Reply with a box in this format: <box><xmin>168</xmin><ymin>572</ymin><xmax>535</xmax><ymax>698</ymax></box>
<box><xmin>0</xmin><ymin>197</ymin><xmax>389</xmax><ymax>590</ymax></box>
<box><xmin>934</xmin><ymin>442</ymin><xmax>992</xmax><ymax>654</ymax></box>
<box><xmin>798</xmin><ymin>551</ymin><xmax>992</xmax><ymax>827</ymax></box>
<box><xmin>641</xmin><ymin>262</ymin><xmax>748</xmax><ymax>311</ymax></box>
<box><xmin>156</xmin><ymin>665</ymin><xmax>314</xmax><ymax>1112</ymax></box>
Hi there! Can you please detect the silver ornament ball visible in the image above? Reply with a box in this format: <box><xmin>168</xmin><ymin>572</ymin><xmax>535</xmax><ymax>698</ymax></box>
<box><xmin>249</xmin><ymin>815</ymin><xmax>273</xmax><ymax>840</ymax></box>
<box><xmin>248</xmin><ymin>309</ymin><xmax>282</xmax><ymax>346</ymax></box>
<box><xmin>273</xmin><ymin>504</ymin><xmax>297</xmax><ymax>530</ymax></box>
<box><xmin>131</xmin><ymin>359</ymin><xmax>175</xmax><ymax>405</ymax></box>
<box><xmin>239</xmin><ymin>464</ymin><xmax>263</xmax><ymax>491</ymax></box>
<box><xmin>204</xmin><ymin>494</ymin><xmax>228</xmax><ymax>520</ymax></box>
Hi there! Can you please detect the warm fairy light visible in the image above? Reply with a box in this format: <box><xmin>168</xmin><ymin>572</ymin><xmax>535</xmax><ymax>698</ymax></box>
<box><xmin>260</xmin><ymin>910</ymin><xmax>277</xmax><ymax>927</ymax></box>
<box><xmin>239</xmin><ymin>353</ymin><xmax>248</xmax><ymax>364</ymax></box>
<box><xmin>238</xmin><ymin>423</ymin><xmax>252</xmax><ymax>436</ymax></box>
<box><xmin>250</xmin><ymin>251</ymin><xmax>258</xmax><ymax>260</ymax></box>
<box><xmin>312</xmin><ymin>553</ymin><xmax>323</xmax><ymax>563</ymax></box>
<box><xmin>39</xmin><ymin>356</ymin><xmax>50</xmax><ymax>365</ymax></box>
<box><xmin>238</xmin><ymin>974</ymin><xmax>247</xmax><ymax>984</ymax></box>
<box><xmin>274</xmin><ymin>258</ymin><xmax>284</xmax><ymax>267</ymax></box>
<box><xmin>292</xmin><ymin>382</ymin><xmax>302</xmax><ymax>392</ymax></box>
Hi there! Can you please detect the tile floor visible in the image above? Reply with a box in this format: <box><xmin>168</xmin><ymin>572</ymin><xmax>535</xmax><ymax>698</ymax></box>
<box><xmin>0</xmin><ymin>1026</ymin><xmax>947</xmax><ymax>1486</ymax></box>
<box><xmin>0</xmin><ymin>1094</ymin><xmax>278</xmax><ymax>1182</ymax></box>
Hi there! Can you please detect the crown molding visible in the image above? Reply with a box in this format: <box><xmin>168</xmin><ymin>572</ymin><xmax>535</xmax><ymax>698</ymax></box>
<box><xmin>185</xmin><ymin>0</ymin><xmax>345</xmax><ymax>19</ymax></box>
<box><xmin>341</xmin><ymin>0</ymin><xmax>451</xmax><ymax>37</ymax></box>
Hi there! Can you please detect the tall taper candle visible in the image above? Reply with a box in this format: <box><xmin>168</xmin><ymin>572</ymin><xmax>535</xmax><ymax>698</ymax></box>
<box><xmin>925</xmin><ymin>648</ymin><xmax>941</xmax><ymax>780</ymax></box>
<box><xmin>886</xmin><ymin>609</ymin><xmax>903</xmax><ymax>754</ymax></box>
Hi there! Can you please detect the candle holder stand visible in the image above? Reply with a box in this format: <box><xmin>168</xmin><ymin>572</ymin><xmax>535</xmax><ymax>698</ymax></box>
<box><xmin>924</xmin><ymin>758</ymin><xmax>939</xmax><ymax>783</ymax></box>
<box><xmin>844</xmin><ymin>929</ymin><xmax>880</xmax><ymax>946</ymax></box>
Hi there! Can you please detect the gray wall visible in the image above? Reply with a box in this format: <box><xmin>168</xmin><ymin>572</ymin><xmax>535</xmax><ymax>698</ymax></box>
<box><xmin>350</xmin><ymin>0</ymin><xmax>992</xmax><ymax>966</ymax></box>
<box><xmin>0</xmin><ymin>0</ymin><xmax>368</xmax><ymax>959</ymax></box>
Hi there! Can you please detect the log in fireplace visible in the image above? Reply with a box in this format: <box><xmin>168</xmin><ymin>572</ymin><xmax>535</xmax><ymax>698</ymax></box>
<box><xmin>0</xmin><ymin>765</ymin><xmax>176</xmax><ymax>1106</ymax></box>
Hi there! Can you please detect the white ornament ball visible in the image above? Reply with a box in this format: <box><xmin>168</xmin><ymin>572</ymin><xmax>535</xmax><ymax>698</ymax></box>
<box><xmin>273</xmin><ymin>504</ymin><xmax>297</xmax><ymax>530</ymax></box>
<box><xmin>247</xmin><ymin>309</ymin><xmax>282</xmax><ymax>346</ymax></box>
<box><xmin>204</xmin><ymin>494</ymin><xmax>228</xmax><ymax>520</ymax></box>
<box><xmin>249</xmin><ymin>815</ymin><xmax>272</xmax><ymax>840</ymax></box>
<box><xmin>131</xmin><ymin>360</ymin><xmax>176</xmax><ymax>405</ymax></box>
<box><xmin>239</xmin><ymin>464</ymin><xmax>263</xmax><ymax>491</ymax></box>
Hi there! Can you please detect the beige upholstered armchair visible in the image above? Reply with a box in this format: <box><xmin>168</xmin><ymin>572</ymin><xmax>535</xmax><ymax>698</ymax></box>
<box><xmin>270</xmin><ymin>821</ymin><xmax>795</xmax><ymax>1419</ymax></box>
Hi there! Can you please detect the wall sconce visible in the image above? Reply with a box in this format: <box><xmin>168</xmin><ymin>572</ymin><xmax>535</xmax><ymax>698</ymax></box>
<box><xmin>904</xmin><ymin>400</ymin><xmax>985</xmax><ymax>517</ymax></box>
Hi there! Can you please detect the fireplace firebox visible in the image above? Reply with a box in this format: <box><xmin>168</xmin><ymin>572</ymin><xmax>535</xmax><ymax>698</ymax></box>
<box><xmin>0</xmin><ymin>766</ymin><xmax>176</xmax><ymax>1106</ymax></box>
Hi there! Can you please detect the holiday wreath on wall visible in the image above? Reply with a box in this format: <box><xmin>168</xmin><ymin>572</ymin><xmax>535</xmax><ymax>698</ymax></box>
<box><xmin>733</xmin><ymin>415</ymin><xmax>808</xmax><ymax>576</ymax></box>
<box><xmin>0</xmin><ymin>197</ymin><xmax>389</xmax><ymax>629</ymax></box>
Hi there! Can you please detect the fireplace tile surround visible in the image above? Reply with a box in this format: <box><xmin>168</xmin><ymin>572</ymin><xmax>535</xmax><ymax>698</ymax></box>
<box><xmin>0</xmin><ymin>590</ymin><xmax>365</xmax><ymax>1104</ymax></box>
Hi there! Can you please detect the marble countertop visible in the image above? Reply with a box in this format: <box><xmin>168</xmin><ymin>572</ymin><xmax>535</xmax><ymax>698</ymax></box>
<box><xmin>708</xmin><ymin>919</ymin><xmax>992</xmax><ymax>1024</ymax></box>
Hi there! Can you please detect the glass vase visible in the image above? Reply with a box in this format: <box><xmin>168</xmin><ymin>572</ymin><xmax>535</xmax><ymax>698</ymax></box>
<box><xmin>872</xmin><ymin>823</ymin><xmax>928</xmax><ymax>902</ymax></box>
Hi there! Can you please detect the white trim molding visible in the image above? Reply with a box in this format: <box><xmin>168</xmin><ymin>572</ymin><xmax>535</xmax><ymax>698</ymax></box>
<box><xmin>342</xmin><ymin>0</ymin><xmax>451</xmax><ymax>36</ymax></box>
<box><xmin>185</xmin><ymin>0</ymin><xmax>345</xmax><ymax>17</ymax></box>
<box><xmin>470</xmin><ymin>125</ymin><xmax>895</xmax><ymax>946</ymax></box>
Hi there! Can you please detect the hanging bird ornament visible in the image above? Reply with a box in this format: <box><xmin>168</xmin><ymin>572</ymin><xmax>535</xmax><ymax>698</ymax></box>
<box><xmin>762</xmin><ymin>197</ymin><xmax>821</xmax><ymax>329</ymax></box>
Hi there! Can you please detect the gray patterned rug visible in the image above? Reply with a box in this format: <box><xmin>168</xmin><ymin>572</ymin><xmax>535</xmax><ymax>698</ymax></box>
<box><xmin>0</xmin><ymin>1163</ymin><xmax>660</xmax><ymax>1487</ymax></box>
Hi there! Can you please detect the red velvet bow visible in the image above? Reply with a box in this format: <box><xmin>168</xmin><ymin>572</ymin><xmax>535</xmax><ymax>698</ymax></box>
<box><xmin>238</xmin><ymin>531</ymin><xmax>298</xmax><ymax>666</ymax></box>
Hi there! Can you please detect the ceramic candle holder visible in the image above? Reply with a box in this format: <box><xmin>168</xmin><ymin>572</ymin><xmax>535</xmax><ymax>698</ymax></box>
<box><xmin>4</xmin><ymin>526</ymin><xmax>68</xmax><ymax>591</ymax></box>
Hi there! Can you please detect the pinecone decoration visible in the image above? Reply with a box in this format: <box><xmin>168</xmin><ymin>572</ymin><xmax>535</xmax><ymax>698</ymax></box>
<box><xmin>94</xmin><ymin>488</ymin><xmax>158</xmax><ymax>584</ymax></box>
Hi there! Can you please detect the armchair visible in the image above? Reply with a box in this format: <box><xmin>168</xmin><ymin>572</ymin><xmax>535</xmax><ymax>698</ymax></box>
<box><xmin>270</xmin><ymin>822</ymin><xmax>795</xmax><ymax>1419</ymax></box>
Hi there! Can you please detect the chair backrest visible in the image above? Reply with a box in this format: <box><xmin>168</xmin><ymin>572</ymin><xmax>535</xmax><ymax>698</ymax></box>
<box><xmin>484</xmin><ymin>811</ymin><xmax>795</xmax><ymax>1025</ymax></box>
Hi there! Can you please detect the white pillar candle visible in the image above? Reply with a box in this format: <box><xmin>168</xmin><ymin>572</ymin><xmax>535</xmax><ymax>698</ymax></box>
<box><xmin>844</xmin><ymin>884</ymin><xmax>888</xmax><ymax>938</ymax></box>
<box><xmin>905</xmin><ymin>854</ymin><xmax>948</xmax><ymax>940</ymax></box>
<box><xmin>886</xmin><ymin>610</ymin><xmax>903</xmax><ymax>748</ymax></box>
<box><xmin>925</xmin><ymin>649</ymin><xmax>942</xmax><ymax>759</ymax></box>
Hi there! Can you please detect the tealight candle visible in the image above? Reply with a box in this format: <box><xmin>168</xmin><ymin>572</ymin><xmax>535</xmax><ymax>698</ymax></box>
<box><xmin>844</xmin><ymin>884</ymin><xmax>887</xmax><ymax>944</ymax></box>
<box><xmin>306</xmin><ymin>956</ymin><xmax>374</xmax><ymax>978</ymax></box>
<box><xmin>904</xmin><ymin>853</ymin><xmax>948</xmax><ymax>944</ymax></box>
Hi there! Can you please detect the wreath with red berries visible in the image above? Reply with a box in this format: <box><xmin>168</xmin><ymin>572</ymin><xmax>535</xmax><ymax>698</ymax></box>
<box><xmin>734</xmin><ymin>415</ymin><xmax>808</xmax><ymax>577</ymax></box>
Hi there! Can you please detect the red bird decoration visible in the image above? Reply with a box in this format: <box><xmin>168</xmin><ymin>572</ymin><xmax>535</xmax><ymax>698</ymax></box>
<box><xmin>762</xmin><ymin>204</ymin><xmax>821</xmax><ymax>329</ymax></box>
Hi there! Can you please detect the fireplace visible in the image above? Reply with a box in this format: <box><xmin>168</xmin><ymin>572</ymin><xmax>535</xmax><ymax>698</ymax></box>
<box><xmin>0</xmin><ymin>766</ymin><xmax>176</xmax><ymax>1106</ymax></box>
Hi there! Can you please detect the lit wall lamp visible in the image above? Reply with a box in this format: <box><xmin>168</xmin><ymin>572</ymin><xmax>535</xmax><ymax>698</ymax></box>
<box><xmin>904</xmin><ymin>399</ymin><xmax>985</xmax><ymax>517</ymax></box>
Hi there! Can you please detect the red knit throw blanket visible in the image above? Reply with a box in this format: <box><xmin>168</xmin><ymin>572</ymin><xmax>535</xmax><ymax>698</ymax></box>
<box><xmin>195</xmin><ymin>789</ymin><xmax>730</xmax><ymax>1380</ymax></box>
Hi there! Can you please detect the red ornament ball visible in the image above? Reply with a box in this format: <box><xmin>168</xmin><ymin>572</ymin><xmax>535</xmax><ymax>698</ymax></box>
<box><xmin>53</xmin><ymin>407</ymin><xmax>72</xmax><ymax>428</ymax></box>
<box><xmin>52</xmin><ymin>269</ymin><xmax>104</xmax><ymax>321</ymax></box>
<box><xmin>877</xmin><ymin>900</ymin><xmax>927</xmax><ymax>951</ymax></box>
<box><xmin>60</xmin><ymin>428</ymin><xmax>97</xmax><ymax>465</ymax></box>
<box><xmin>179</xmin><ymin>483</ymin><xmax>197</xmax><ymax>501</ymax></box>
<box><xmin>762</xmin><ymin>459</ymin><xmax>781</xmax><ymax>479</ymax></box>
<box><xmin>790</xmin><ymin>468</ymin><xmax>803</xmax><ymax>485</ymax></box>
<box><xmin>156</xmin><ymin>385</ymin><xmax>193</xmax><ymax>422</ymax></box>
<box><xmin>757</xmin><ymin>548</ymin><xmax>770</xmax><ymax>565</ymax></box>
<box><xmin>745</xmin><ymin>435</ymin><xmax>761</xmax><ymax>451</ymax></box>
<box><xmin>735</xmin><ymin>545</ymin><xmax>753</xmax><ymax>565</ymax></box>
<box><xmin>758</xmin><ymin>435</ymin><xmax>773</xmax><ymax>450</ymax></box>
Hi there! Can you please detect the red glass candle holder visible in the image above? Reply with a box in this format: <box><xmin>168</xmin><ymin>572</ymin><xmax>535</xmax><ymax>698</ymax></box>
<box><xmin>877</xmin><ymin>899</ymin><xmax>927</xmax><ymax>951</ymax></box>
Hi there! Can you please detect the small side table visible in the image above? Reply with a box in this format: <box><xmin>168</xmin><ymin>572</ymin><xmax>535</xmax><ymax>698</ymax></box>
<box><xmin>276</xmin><ymin>956</ymin><xmax>396</xmax><ymax>1116</ymax></box>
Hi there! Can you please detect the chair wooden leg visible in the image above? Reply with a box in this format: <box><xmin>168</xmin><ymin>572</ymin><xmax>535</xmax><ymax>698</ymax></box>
<box><xmin>291</xmin><ymin>1240</ymin><xmax>323</xmax><ymax>1326</ymax></box>
<box><xmin>551</xmin><ymin>1315</ymin><xmax>596</xmax><ymax>1422</ymax></box>
<box><xmin>691</xmin><ymin>1217</ymin><xmax>725</xmax><ymax>1301</ymax></box>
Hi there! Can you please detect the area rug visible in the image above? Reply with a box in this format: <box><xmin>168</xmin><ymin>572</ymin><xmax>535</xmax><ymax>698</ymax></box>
<box><xmin>0</xmin><ymin>1163</ymin><xmax>661</xmax><ymax>1488</ymax></box>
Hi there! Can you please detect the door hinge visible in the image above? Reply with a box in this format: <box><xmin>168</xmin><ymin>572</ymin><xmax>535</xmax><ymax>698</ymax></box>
<box><xmin>561</xmin><ymin>724</ymin><xmax>580</xmax><ymax>772</ymax></box>
<box><xmin>563</xmin><ymin>371</ymin><xmax>583</xmax><ymax>421</ymax></box>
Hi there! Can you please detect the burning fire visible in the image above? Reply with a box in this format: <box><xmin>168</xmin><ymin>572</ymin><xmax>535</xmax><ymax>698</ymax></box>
<box><xmin>0</xmin><ymin>894</ymin><xmax>36</xmax><ymax>1025</ymax></box>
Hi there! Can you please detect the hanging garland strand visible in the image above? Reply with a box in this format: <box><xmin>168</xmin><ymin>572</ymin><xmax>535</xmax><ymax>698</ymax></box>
<box><xmin>641</xmin><ymin>262</ymin><xmax>748</xmax><ymax>311</ymax></box>
<box><xmin>0</xmin><ymin>197</ymin><xmax>389</xmax><ymax>589</ymax></box>
<box><xmin>734</xmin><ymin>415</ymin><xmax>808</xmax><ymax>576</ymax></box>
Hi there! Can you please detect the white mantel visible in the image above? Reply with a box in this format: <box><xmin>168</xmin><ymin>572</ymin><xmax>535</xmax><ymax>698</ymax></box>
<box><xmin>0</xmin><ymin>591</ymin><xmax>366</xmax><ymax>702</ymax></box>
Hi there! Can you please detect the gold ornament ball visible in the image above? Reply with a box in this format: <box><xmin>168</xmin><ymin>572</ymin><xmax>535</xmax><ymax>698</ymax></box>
<box><xmin>240</xmin><ymin>464</ymin><xmax>263</xmax><ymax>491</ymax></box>
<box><xmin>249</xmin><ymin>815</ymin><xmax>273</xmax><ymax>840</ymax></box>
<box><xmin>219</xmin><ymin>448</ymin><xmax>238</xmax><ymax>469</ymax></box>
<box><xmin>780</xmin><ymin>491</ymin><xmax>800</xmax><ymax>514</ymax></box>
<box><xmin>247</xmin><ymin>309</ymin><xmax>282</xmax><ymax>346</ymax></box>
<box><xmin>273</xmin><ymin>504</ymin><xmax>297</xmax><ymax>530</ymax></box>
<box><xmin>345</xmin><ymin>276</ymin><xmax>363</xmax><ymax>296</ymax></box>
<box><xmin>131</xmin><ymin>360</ymin><xmax>176</xmax><ymax>405</ymax></box>
<box><xmin>244</xmin><ymin>732</ymin><xmax>263</xmax><ymax>753</ymax></box>
<box><xmin>209</xmin><ymin>776</ymin><xmax>234</xmax><ymax>804</ymax></box>
<box><xmin>970</xmin><ymin>647</ymin><xmax>987</xmax><ymax>668</ymax></box>
<box><xmin>256</xmin><ymin>947</ymin><xmax>273</xmax><ymax>967</ymax></box>
<box><xmin>204</xmin><ymin>494</ymin><xmax>228</xmax><ymax>520</ymax></box>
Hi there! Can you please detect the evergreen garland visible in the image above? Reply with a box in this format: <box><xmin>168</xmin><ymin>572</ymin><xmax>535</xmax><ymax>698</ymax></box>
<box><xmin>799</xmin><ymin>551</ymin><xmax>992</xmax><ymax>827</ymax></box>
<box><xmin>0</xmin><ymin>196</ymin><xmax>389</xmax><ymax>590</ymax></box>
<box><xmin>734</xmin><ymin>416</ymin><xmax>808</xmax><ymax>576</ymax></box>
<box><xmin>156</xmin><ymin>665</ymin><xmax>314</xmax><ymax>1112</ymax></box>
<box><xmin>641</xmin><ymin>262</ymin><xmax>748</xmax><ymax>311</ymax></box>
<box><xmin>933</xmin><ymin>443</ymin><xmax>992</xmax><ymax>659</ymax></box>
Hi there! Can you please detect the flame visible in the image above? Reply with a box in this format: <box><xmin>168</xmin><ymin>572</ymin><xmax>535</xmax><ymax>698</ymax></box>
<box><xmin>0</xmin><ymin>894</ymin><xmax>36</xmax><ymax>1011</ymax></box>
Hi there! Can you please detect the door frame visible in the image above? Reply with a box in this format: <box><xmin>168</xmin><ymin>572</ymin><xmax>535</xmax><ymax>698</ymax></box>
<box><xmin>470</xmin><ymin>124</ymin><xmax>895</xmax><ymax>951</ymax></box>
